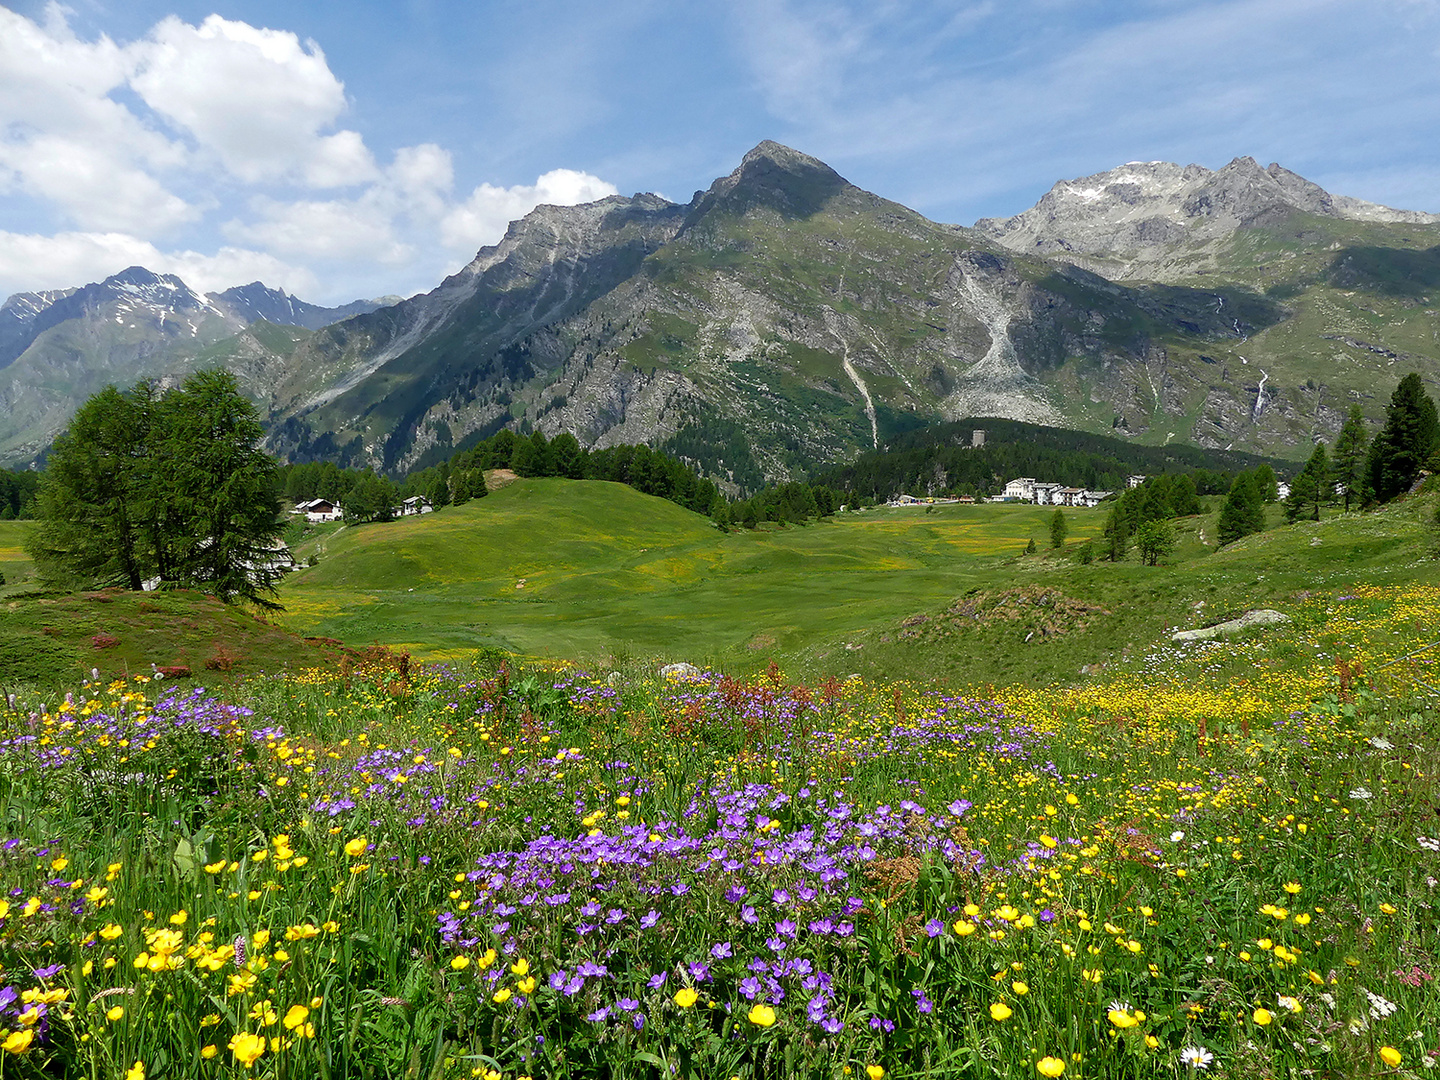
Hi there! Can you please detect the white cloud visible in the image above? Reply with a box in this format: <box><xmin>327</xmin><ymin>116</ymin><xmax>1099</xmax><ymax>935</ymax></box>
<box><xmin>442</xmin><ymin>169</ymin><xmax>619</xmax><ymax>251</ymax></box>
<box><xmin>229</xmin><ymin>196</ymin><xmax>412</xmax><ymax>264</ymax></box>
<box><xmin>128</xmin><ymin>14</ymin><xmax>378</xmax><ymax>187</ymax></box>
<box><xmin>0</xmin><ymin>230</ymin><xmax>314</xmax><ymax>300</ymax></box>
<box><xmin>0</xmin><ymin>4</ymin><xmax>194</xmax><ymax>232</ymax></box>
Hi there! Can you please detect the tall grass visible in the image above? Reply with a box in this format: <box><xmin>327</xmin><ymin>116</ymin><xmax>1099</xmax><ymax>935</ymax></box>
<box><xmin>0</xmin><ymin>586</ymin><xmax>1437</xmax><ymax>1077</ymax></box>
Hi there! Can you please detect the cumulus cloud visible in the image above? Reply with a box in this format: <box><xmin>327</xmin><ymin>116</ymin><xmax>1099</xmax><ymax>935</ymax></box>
<box><xmin>442</xmin><ymin>169</ymin><xmax>619</xmax><ymax>251</ymax></box>
<box><xmin>0</xmin><ymin>6</ymin><xmax>617</xmax><ymax>302</ymax></box>
<box><xmin>128</xmin><ymin>14</ymin><xmax>378</xmax><ymax>187</ymax></box>
<box><xmin>0</xmin><ymin>5</ymin><xmax>195</xmax><ymax>232</ymax></box>
<box><xmin>0</xmin><ymin>230</ymin><xmax>315</xmax><ymax>301</ymax></box>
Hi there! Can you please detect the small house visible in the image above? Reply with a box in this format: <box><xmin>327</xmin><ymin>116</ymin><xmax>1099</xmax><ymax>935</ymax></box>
<box><xmin>294</xmin><ymin>498</ymin><xmax>343</xmax><ymax>522</ymax></box>
<box><xmin>395</xmin><ymin>495</ymin><xmax>434</xmax><ymax>516</ymax></box>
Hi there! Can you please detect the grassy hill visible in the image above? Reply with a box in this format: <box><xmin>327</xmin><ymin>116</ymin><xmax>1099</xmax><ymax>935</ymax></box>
<box><xmin>278</xmin><ymin>476</ymin><xmax>1440</xmax><ymax>684</ymax></box>
<box><xmin>278</xmin><ymin>478</ymin><xmax>1104</xmax><ymax>668</ymax></box>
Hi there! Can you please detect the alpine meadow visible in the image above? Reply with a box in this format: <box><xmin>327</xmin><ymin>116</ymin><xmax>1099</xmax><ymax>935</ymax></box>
<box><xmin>2</xmin><ymin>65</ymin><xmax>1440</xmax><ymax>1080</ymax></box>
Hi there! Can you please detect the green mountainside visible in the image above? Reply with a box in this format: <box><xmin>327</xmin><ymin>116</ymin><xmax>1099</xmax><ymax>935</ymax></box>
<box><xmin>265</xmin><ymin>144</ymin><xmax>1437</xmax><ymax>482</ymax></box>
<box><xmin>3</xmin><ymin>147</ymin><xmax>1436</xmax><ymax>479</ymax></box>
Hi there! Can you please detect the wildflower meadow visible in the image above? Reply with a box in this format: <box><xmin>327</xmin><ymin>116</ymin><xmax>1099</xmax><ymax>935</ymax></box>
<box><xmin>1</xmin><ymin>585</ymin><xmax>1438</xmax><ymax>1078</ymax></box>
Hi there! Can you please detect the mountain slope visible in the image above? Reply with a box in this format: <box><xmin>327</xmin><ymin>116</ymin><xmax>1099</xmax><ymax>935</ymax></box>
<box><xmin>209</xmin><ymin>282</ymin><xmax>398</xmax><ymax>330</ymax></box>
<box><xmin>0</xmin><ymin>268</ymin><xmax>398</xmax><ymax>464</ymax></box>
<box><xmin>976</xmin><ymin>156</ymin><xmax>1440</xmax><ymax>279</ymax></box>
<box><xmin>4</xmin><ymin>147</ymin><xmax>1436</xmax><ymax>475</ymax></box>
<box><xmin>269</xmin><ymin>143</ymin><xmax>1297</xmax><ymax>481</ymax></box>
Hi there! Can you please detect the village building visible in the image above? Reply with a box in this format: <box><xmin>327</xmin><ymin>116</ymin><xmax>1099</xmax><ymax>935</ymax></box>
<box><xmin>1002</xmin><ymin>477</ymin><xmax>1036</xmax><ymax>501</ymax></box>
<box><xmin>394</xmin><ymin>495</ymin><xmax>434</xmax><ymax>516</ymax></box>
<box><xmin>293</xmin><ymin>498</ymin><xmax>343</xmax><ymax>522</ymax></box>
<box><xmin>1002</xmin><ymin>476</ymin><xmax>1113</xmax><ymax>507</ymax></box>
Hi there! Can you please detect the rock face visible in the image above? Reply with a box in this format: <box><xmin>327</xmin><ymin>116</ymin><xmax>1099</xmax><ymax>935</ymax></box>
<box><xmin>1171</xmin><ymin>609</ymin><xmax>1291</xmax><ymax>643</ymax></box>
<box><xmin>976</xmin><ymin>157</ymin><xmax>1440</xmax><ymax>277</ymax></box>
<box><xmin>260</xmin><ymin>142</ymin><xmax>1310</xmax><ymax>481</ymax></box>
<box><xmin>208</xmin><ymin>283</ymin><xmax>396</xmax><ymax>332</ymax></box>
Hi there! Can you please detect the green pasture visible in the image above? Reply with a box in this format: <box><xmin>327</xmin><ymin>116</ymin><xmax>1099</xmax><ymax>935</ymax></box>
<box><xmin>0</xmin><ymin>519</ymin><xmax>34</xmax><ymax>594</ymax></box>
<box><xmin>278</xmin><ymin>480</ymin><xmax>1104</xmax><ymax>670</ymax></box>
<box><xmin>277</xmin><ymin>478</ymin><xmax>1439</xmax><ymax>684</ymax></box>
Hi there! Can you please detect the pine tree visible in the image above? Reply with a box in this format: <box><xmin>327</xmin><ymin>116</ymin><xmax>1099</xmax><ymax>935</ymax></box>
<box><xmin>1367</xmin><ymin>373</ymin><xmax>1440</xmax><ymax>502</ymax></box>
<box><xmin>158</xmin><ymin>370</ymin><xmax>283</xmax><ymax>605</ymax></box>
<box><xmin>1285</xmin><ymin>442</ymin><xmax>1330</xmax><ymax>522</ymax></box>
<box><xmin>1049</xmin><ymin>508</ymin><xmax>1068</xmax><ymax>548</ymax></box>
<box><xmin>1217</xmin><ymin>470</ymin><xmax>1264</xmax><ymax>546</ymax></box>
<box><xmin>1330</xmin><ymin>404</ymin><xmax>1370</xmax><ymax>511</ymax></box>
<box><xmin>1254</xmin><ymin>464</ymin><xmax>1279</xmax><ymax>503</ymax></box>
<box><xmin>27</xmin><ymin>384</ymin><xmax>152</xmax><ymax>590</ymax></box>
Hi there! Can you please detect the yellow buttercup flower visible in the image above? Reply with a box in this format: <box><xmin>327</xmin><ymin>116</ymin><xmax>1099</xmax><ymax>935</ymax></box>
<box><xmin>344</xmin><ymin>837</ymin><xmax>368</xmax><ymax>857</ymax></box>
<box><xmin>1037</xmin><ymin>1057</ymin><xmax>1066</xmax><ymax>1077</ymax></box>
<box><xmin>228</xmin><ymin>1032</ymin><xmax>265</xmax><ymax>1067</ymax></box>
<box><xmin>747</xmin><ymin>1003</ymin><xmax>777</xmax><ymax>1026</ymax></box>
<box><xmin>1252</xmin><ymin>1008</ymin><xmax>1272</xmax><ymax>1026</ymax></box>
<box><xmin>1380</xmin><ymin>1046</ymin><xmax>1402</xmax><ymax>1067</ymax></box>
<box><xmin>990</xmin><ymin>1002</ymin><xmax>1013</xmax><ymax>1021</ymax></box>
<box><xmin>2</xmin><ymin>1029</ymin><xmax>34</xmax><ymax>1054</ymax></box>
<box><xmin>674</xmin><ymin>987</ymin><xmax>698</xmax><ymax>1008</ymax></box>
<box><xmin>866</xmin><ymin>1066</ymin><xmax>885</xmax><ymax>1080</ymax></box>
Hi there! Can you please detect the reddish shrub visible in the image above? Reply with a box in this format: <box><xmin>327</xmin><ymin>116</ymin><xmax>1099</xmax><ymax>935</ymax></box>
<box><xmin>156</xmin><ymin>665</ymin><xmax>191</xmax><ymax>679</ymax></box>
<box><xmin>91</xmin><ymin>633</ymin><xmax>120</xmax><ymax>649</ymax></box>
<box><xmin>205</xmin><ymin>646</ymin><xmax>237</xmax><ymax>672</ymax></box>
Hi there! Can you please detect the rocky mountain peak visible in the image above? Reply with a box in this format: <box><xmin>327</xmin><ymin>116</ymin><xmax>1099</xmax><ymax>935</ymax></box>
<box><xmin>209</xmin><ymin>281</ymin><xmax>394</xmax><ymax>331</ymax></box>
<box><xmin>685</xmin><ymin>140</ymin><xmax>850</xmax><ymax>225</ymax></box>
<box><xmin>977</xmin><ymin>157</ymin><xmax>1439</xmax><ymax>269</ymax></box>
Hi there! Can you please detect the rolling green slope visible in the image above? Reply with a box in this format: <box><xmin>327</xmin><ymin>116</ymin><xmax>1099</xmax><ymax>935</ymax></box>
<box><xmin>278</xmin><ymin>478</ymin><xmax>1101</xmax><ymax>666</ymax></box>
<box><xmin>279</xmin><ymin>477</ymin><xmax>1439</xmax><ymax>686</ymax></box>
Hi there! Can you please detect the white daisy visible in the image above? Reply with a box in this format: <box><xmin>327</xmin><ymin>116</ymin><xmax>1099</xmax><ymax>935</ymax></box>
<box><xmin>1180</xmin><ymin>1046</ymin><xmax>1214</xmax><ymax>1070</ymax></box>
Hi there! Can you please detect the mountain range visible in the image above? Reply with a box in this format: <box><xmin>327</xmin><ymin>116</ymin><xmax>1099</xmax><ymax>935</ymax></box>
<box><xmin>2</xmin><ymin>143</ymin><xmax>1436</xmax><ymax>483</ymax></box>
<box><xmin>0</xmin><ymin>269</ymin><xmax>397</xmax><ymax>463</ymax></box>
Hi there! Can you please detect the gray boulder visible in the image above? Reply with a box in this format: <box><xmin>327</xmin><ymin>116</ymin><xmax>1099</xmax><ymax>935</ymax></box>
<box><xmin>659</xmin><ymin>662</ymin><xmax>703</xmax><ymax>679</ymax></box>
<box><xmin>1172</xmin><ymin>609</ymin><xmax>1290</xmax><ymax>643</ymax></box>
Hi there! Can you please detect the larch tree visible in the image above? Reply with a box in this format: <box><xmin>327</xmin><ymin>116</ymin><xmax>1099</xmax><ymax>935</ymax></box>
<box><xmin>1330</xmin><ymin>404</ymin><xmax>1370</xmax><ymax>511</ymax></box>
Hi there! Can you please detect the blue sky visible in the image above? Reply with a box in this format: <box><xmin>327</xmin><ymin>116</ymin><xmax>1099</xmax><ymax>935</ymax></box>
<box><xmin>2</xmin><ymin>0</ymin><xmax>1438</xmax><ymax>304</ymax></box>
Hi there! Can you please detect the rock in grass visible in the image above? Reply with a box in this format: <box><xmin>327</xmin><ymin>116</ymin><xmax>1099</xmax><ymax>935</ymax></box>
<box><xmin>1172</xmin><ymin>609</ymin><xmax>1290</xmax><ymax>643</ymax></box>
<box><xmin>660</xmin><ymin>662</ymin><xmax>702</xmax><ymax>679</ymax></box>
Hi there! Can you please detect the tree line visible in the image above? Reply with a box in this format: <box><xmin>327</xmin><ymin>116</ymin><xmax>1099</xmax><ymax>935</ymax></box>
<box><xmin>1218</xmin><ymin>373</ymin><xmax>1438</xmax><ymax>545</ymax></box>
<box><xmin>280</xmin><ymin>428</ymin><xmax>728</xmax><ymax>525</ymax></box>
<box><xmin>810</xmin><ymin>417</ymin><xmax>1275</xmax><ymax>501</ymax></box>
<box><xmin>0</xmin><ymin>468</ymin><xmax>40</xmax><ymax>519</ymax></box>
<box><xmin>23</xmin><ymin>368</ymin><xmax>1438</xmax><ymax>605</ymax></box>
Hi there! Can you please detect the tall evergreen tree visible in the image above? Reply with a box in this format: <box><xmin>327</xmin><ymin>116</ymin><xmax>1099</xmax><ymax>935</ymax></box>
<box><xmin>28</xmin><ymin>384</ymin><xmax>151</xmax><ymax>590</ymax></box>
<box><xmin>1049</xmin><ymin>508</ymin><xmax>1068</xmax><ymax>548</ymax></box>
<box><xmin>1285</xmin><ymin>442</ymin><xmax>1330</xmax><ymax>522</ymax></box>
<box><xmin>1330</xmin><ymin>404</ymin><xmax>1370</xmax><ymax>511</ymax></box>
<box><xmin>1217</xmin><ymin>470</ymin><xmax>1265</xmax><ymax>546</ymax></box>
<box><xmin>157</xmin><ymin>371</ymin><xmax>283</xmax><ymax>604</ymax></box>
<box><xmin>1253</xmin><ymin>464</ymin><xmax>1279</xmax><ymax>503</ymax></box>
<box><xmin>28</xmin><ymin>371</ymin><xmax>284</xmax><ymax>605</ymax></box>
<box><xmin>1367</xmin><ymin>373</ymin><xmax>1439</xmax><ymax>502</ymax></box>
